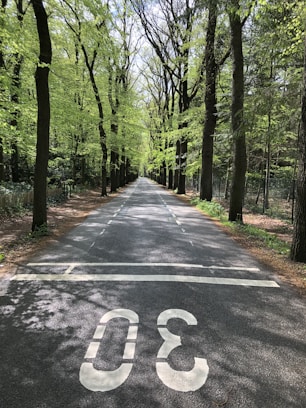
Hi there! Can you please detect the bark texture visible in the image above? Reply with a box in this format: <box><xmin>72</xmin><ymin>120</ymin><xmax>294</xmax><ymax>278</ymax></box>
<box><xmin>228</xmin><ymin>0</ymin><xmax>247</xmax><ymax>222</ymax></box>
<box><xmin>291</xmin><ymin>35</ymin><xmax>306</xmax><ymax>262</ymax></box>
<box><xmin>32</xmin><ymin>0</ymin><xmax>52</xmax><ymax>231</ymax></box>
<box><xmin>200</xmin><ymin>0</ymin><xmax>217</xmax><ymax>201</ymax></box>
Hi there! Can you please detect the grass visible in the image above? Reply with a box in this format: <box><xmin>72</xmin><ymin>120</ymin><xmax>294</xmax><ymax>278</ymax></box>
<box><xmin>191</xmin><ymin>198</ymin><xmax>226</xmax><ymax>219</ymax></box>
<box><xmin>191</xmin><ymin>197</ymin><xmax>290</xmax><ymax>256</ymax></box>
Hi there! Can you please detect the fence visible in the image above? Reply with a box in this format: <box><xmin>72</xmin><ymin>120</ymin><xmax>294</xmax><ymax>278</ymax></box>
<box><xmin>186</xmin><ymin>175</ymin><xmax>295</xmax><ymax>223</ymax></box>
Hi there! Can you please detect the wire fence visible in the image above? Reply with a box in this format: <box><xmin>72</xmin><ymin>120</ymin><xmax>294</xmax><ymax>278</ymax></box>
<box><xmin>0</xmin><ymin>186</ymin><xmax>68</xmax><ymax>214</ymax></box>
<box><xmin>186</xmin><ymin>176</ymin><xmax>295</xmax><ymax>223</ymax></box>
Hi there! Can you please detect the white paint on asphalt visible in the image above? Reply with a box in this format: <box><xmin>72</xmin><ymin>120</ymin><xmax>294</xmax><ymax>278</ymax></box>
<box><xmin>24</xmin><ymin>262</ymin><xmax>261</xmax><ymax>272</ymax></box>
<box><xmin>11</xmin><ymin>273</ymin><xmax>279</xmax><ymax>287</ymax></box>
<box><xmin>84</xmin><ymin>342</ymin><xmax>100</xmax><ymax>359</ymax></box>
<box><xmin>64</xmin><ymin>263</ymin><xmax>79</xmax><ymax>274</ymax></box>
<box><xmin>99</xmin><ymin>229</ymin><xmax>106</xmax><ymax>236</ymax></box>
<box><xmin>156</xmin><ymin>309</ymin><xmax>209</xmax><ymax>392</ymax></box>
<box><xmin>107</xmin><ymin>220</ymin><xmax>112</xmax><ymax>225</ymax></box>
<box><xmin>80</xmin><ymin>308</ymin><xmax>138</xmax><ymax>392</ymax></box>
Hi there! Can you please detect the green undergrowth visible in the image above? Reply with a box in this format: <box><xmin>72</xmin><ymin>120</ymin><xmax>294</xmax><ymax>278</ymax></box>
<box><xmin>191</xmin><ymin>198</ymin><xmax>226</xmax><ymax>219</ymax></box>
<box><xmin>191</xmin><ymin>197</ymin><xmax>290</xmax><ymax>256</ymax></box>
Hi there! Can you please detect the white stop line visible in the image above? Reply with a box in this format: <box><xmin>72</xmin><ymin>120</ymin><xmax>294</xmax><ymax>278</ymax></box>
<box><xmin>11</xmin><ymin>262</ymin><xmax>280</xmax><ymax>287</ymax></box>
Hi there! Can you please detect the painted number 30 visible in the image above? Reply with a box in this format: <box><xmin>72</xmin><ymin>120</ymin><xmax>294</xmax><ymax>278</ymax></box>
<box><xmin>79</xmin><ymin>308</ymin><xmax>209</xmax><ymax>393</ymax></box>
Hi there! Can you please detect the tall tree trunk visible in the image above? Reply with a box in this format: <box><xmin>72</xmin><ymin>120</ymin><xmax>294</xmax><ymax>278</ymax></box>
<box><xmin>81</xmin><ymin>43</ymin><xmax>108</xmax><ymax>196</ymax></box>
<box><xmin>10</xmin><ymin>55</ymin><xmax>23</xmax><ymax>182</ymax></box>
<box><xmin>200</xmin><ymin>0</ymin><xmax>217</xmax><ymax>201</ymax></box>
<box><xmin>120</xmin><ymin>150</ymin><xmax>126</xmax><ymax>187</ymax></box>
<box><xmin>291</xmin><ymin>35</ymin><xmax>306</xmax><ymax>262</ymax></box>
<box><xmin>32</xmin><ymin>0</ymin><xmax>52</xmax><ymax>231</ymax></box>
<box><xmin>178</xmin><ymin>136</ymin><xmax>187</xmax><ymax>194</ymax></box>
<box><xmin>228</xmin><ymin>0</ymin><xmax>247</xmax><ymax>222</ymax></box>
<box><xmin>110</xmin><ymin>149</ymin><xmax>118</xmax><ymax>192</ymax></box>
<box><xmin>174</xmin><ymin>140</ymin><xmax>180</xmax><ymax>190</ymax></box>
<box><xmin>264</xmin><ymin>114</ymin><xmax>271</xmax><ymax>211</ymax></box>
<box><xmin>0</xmin><ymin>0</ymin><xmax>7</xmax><ymax>181</ymax></box>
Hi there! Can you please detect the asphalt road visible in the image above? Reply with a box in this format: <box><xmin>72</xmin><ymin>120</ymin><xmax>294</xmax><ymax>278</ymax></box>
<box><xmin>0</xmin><ymin>177</ymin><xmax>305</xmax><ymax>407</ymax></box>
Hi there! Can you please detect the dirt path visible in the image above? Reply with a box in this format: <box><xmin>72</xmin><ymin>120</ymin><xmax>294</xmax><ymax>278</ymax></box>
<box><xmin>0</xmin><ymin>187</ymin><xmax>305</xmax><ymax>295</ymax></box>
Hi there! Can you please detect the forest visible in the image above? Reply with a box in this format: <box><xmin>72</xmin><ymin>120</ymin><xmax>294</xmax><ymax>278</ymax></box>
<box><xmin>0</xmin><ymin>0</ymin><xmax>306</xmax><ymax>262</ymax></box>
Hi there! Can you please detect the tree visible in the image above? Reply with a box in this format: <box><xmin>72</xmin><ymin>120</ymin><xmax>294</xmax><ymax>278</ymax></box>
<box><xmin>132</xmin><ymin>0</ymin><xmax>205</xmax><ymax>194</ymax></box>
<box><xmin>62</xmin><ymin>0</ymin><xmax>109</xmax><ymax>196</ymax></box>
<box><xmin>32</xmin><ymin>0</ymin><xmax>52</xmax><ymax>231</ymax></box>
<box><xmin>228</xmin><ymin>0</ymin><xmax>247</xmax><ymax>222</ymax></box>
<box><xmin>0</xmin><ymin>0</ymin><xmax>7</xmax><ymax>181</ymax></box>
<box><xmin>200</xmin><ymin>0</ymin><xmax>217</xmax><ymax>201</ymax></box>
<box><xmin>291</xmin><ymin>34</ymin><xmax>306</xmax><ymax>262</ymax></box>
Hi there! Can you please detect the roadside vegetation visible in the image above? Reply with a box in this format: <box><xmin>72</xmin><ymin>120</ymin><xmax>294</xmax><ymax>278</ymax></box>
<box><xmin>189</xmin><ymin>196</ymin><xmax>306</xmax><ymax>294</ymax></box>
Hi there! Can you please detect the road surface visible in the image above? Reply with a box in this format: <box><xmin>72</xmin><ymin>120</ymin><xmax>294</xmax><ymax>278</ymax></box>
<box><xmin>0</xmin><ymin>177</ymin><xmax>305</xmax><ymax>407</ymax></box>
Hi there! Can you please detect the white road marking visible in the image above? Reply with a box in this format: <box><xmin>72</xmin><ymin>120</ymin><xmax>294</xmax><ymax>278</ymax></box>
<box><xmin>84</xmin><ymin>342</ymin><xmax>100</xmax><ymax>359</ymax></box>
<box><xmin>99</xmin><ymin>229</ymin><xmax>106</xmax><ymax>236</ymax></box>
<box><xmin>176</xmin><ymin>220</ymin><xmax>181</xmax><ymax>226</ymax></box>
<box><xmin>64</xmin><ymin>263</ymin><xmax>79</xmax><ymax>274</ymax></box>
<box><xmin>11</xmin><ymin>274</ymin><xmax>279</xmax><ymax>287</ymax></box>
<box><xmin>24</xmin><ymin>262</ymin><xmax>261</xmax><ymax>272</ymax></box>
<box><xmin>25</xmin><ymin>262</ymin><xmax>204</xmax><ymax>268</ymax></box>
<box><xmin>107</xmin><ymin>220</ymin><xmax>112</xmax><ymax>225</ymax></box>
<box><xmin>189</xmin><ymin>240</ymin><xmax>193</xmax><ymax>246</ymax></box>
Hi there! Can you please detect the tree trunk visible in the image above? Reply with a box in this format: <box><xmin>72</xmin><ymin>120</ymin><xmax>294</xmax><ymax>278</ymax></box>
<box><xmin>0</xmin><ymin>0</ymin><xmax>7</xmax><ymax>181</ymax></box>
<box><xmin>291</xmin><ymin>35</ymin><xmax>306</xmax><ymax>262</ymax></box>
<box><xmin>178</xmin><ymin>137</ymin><xmax>187</xmax><ymax>194</ymax></box>
<box><xmin>10</xmin><ymin>55</ymin><xmax>23</xmax><ymax>182</ymax></box>
<box><xmin>168</xmin><ymin>168</ymin><xmax>173</xmax><ymax>189</ymax></box>
<box><xmin>120</xmin><ymin>151</ymin><xmax>126</xmax><ymax>187</ymax></box>
<box><xmin>200</xmin><ymin>0</ymin><xmax>217</xmax><ymax>201</ymax></box>
<box><xmin>32</xmin><ymin>0</ymin><xmax>52</xmax><ymax>231</ymax></box>
<box><xmin>110</xmin><ymin>149</ymin><xmax>117</xmax><ymax>192</ymax></box>
<box><xmin>174</xmin><ymin>140</ymin><xmax>180</xmax><ymax>190</ymax></box>
<box><xmin>264</xmin><ymin>113</ymin><xmax>271</xmax><ymax>211</ymax></box>
<box><xmin>228</xmin><ymin>0</ymin><xmax>247</xmax><ymax>222</ymax></box>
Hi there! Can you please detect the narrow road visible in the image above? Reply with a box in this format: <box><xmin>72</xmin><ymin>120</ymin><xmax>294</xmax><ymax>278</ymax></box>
<box><xmin>1</xmin><ymin>177</ymin><xmax>305</xmax><ymax>407</ymax></box>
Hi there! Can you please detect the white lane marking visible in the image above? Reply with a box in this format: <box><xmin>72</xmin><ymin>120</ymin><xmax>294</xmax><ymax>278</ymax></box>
<box><xmin>11</xmin><ymin>274</ymin><xmax>279</xmax><ymax>287</ymax></box>
<box><xmin>89</xmin><ymin>242</ymin><xmax>95</xmax><ymax>249</ymax></box>
<box><xmin>107</xmin><ymin>220</ymin><xmax>112</xmax><ymax>225</ymax></box>
<box><xmin>99</xmin><ymin>229</ymin><xmax>106</xmax><ymax>236</ymax></box>
<box><xmin>176</xmin><ymin>220</ymin><xmax>181</xmax><ymax>226</ymax></box>
<box><xmin>113</xmin><ymin>213</ymin><xmax>118</xmax><ymax>218</ymax></box>
<box><xmin>189</xmin><ymin>240</ymin><xmax>193</xmax><ymax>246</ymax></box>
<box><xmin>24</xmin><ymin>262</ymin><xmax>261</xmax><ymax>272</ymax></box>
